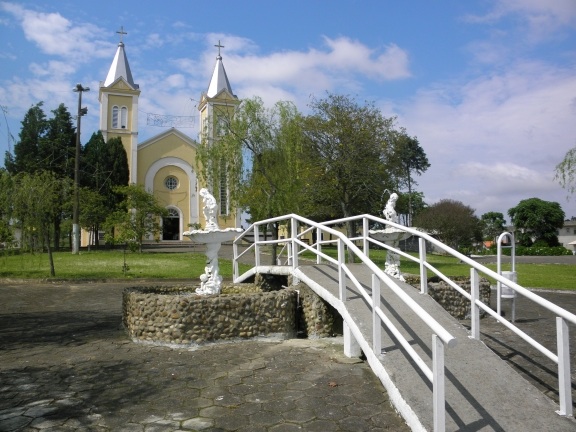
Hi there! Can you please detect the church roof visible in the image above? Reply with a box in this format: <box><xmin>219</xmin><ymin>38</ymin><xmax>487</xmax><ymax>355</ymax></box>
<box><xmin>206</xmin><ymin>54</ymin><xmax>234</xmax><ymax>98</ymax></box>
<box><xmin>104</xmin><ymin>42</ymin><xmax>138</xmax><ymax>88</ymax></box>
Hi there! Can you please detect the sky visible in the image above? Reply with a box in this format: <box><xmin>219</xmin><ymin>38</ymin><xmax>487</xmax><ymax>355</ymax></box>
<box><xmin>1</xmin><ymin>0</ymin><xmax>575</xmax><ymax>222</ymax></box>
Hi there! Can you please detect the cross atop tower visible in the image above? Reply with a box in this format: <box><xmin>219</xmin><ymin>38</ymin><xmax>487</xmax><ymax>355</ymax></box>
<box><xmin>117</xmin><ymin>26</ymin><xmax>127</xmax><ymax>43</ymax></box>
<box><xmin>215</xmin><ymin>40</ymin><xmax>224</xmax><ymax>59</ymax></box>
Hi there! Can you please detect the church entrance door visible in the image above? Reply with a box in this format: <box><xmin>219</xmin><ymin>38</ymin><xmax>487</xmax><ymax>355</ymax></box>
<box><xmin>162</xmin><ymin>209</ymin><xmax>180</xmax><ymax>240</ymax></box>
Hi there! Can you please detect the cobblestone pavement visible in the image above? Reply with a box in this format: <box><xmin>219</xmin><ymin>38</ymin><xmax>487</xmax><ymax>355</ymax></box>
<box><xmin>0</xmin><ymin>282</ymin><xmax>409</xmax><ymax>432</ymax></box>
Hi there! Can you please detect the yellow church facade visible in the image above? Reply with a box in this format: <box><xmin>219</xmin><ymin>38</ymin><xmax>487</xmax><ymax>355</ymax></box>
<box><xmin>82</xmin><ymin>36</ymin><xmax>240</xmax><ymax>246</ymax></box>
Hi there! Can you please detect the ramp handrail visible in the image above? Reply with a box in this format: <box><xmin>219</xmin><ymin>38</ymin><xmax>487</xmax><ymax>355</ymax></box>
<box><xmin>323</xmin><ymin>214</ymin><xmax>575</xmax><ymax>417</ymax></box>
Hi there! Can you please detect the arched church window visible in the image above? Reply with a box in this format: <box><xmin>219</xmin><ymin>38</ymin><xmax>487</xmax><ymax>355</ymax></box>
<box><xmin>167</xmin><ymin>208</ymin><xmax>179</xmax><ymax>217</ymax></box>
<box><xmin>165</xmin><ymin>176</ymin><xmax>178</xmax><ymax>190</ymax></box>
<box><xmin>120</xmin><ymin>107</ymin><xmax>128</xmax><ymax>129</ymax></box>
<box><xmin>112</xmin><ymin>106</ymin><xmax>119</xmax><ymax>128</ymax></box>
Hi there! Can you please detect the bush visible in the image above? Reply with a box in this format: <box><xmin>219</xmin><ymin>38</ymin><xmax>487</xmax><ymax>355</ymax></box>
<box><xmin>492</xmin><ymin>245</ymin><xmax>572</xmax><ymax>256</ymax></box>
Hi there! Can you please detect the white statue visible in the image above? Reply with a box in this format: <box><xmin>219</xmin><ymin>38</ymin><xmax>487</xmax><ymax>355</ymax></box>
<box><xmin>383</xmin><ymin>192</ymin><xmax>399</xmax><ymax>224</ymax></box>
<box><xmin>199</xmin><ymin>188</ymin><xmax>219</xmax><ymax>230</ymax></box>
<box><xmin>184</xmin><ymin>188</ymin><xmax>243</xmax><ymax>296</ymax></box>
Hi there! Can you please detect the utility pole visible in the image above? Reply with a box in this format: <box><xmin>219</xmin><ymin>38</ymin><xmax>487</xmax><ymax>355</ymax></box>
<box><xmin>72</xmin><ymin>83</ymin><xmax>89</xmax><ymax>254</ymax></box>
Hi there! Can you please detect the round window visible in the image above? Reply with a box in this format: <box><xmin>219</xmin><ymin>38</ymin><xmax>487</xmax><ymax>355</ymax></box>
<box><xmin>165</xmin><ymin>176</ymin><xmax>178</xmax><ymax>190</ymax></box>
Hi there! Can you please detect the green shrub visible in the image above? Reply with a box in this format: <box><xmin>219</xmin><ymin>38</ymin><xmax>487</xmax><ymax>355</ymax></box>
<box><xmin>493</xmin><ymin>245</ymin><xmax>572</xmax><ymax>256</ymax></box>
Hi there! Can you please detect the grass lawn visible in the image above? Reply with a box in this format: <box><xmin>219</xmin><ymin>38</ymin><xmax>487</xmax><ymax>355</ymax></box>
<box><xmin>0</xmin><ymin>248</ymin><xmax>574</xmax><ymax>290</ymax></box>
<box><xmin>0</xmin><ymin>250</ymin><xmax>251</xmax><ymax>280</ymax></box>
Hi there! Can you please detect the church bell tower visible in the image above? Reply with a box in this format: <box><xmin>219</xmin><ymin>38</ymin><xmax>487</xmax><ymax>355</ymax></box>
<box><xmin>99</xmin><ymin>27</ymin><xmax>140</xmax><ymax>184</ymax></box>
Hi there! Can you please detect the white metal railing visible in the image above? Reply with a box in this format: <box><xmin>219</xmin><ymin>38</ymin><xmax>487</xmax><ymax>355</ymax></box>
<box><xmin>233</xmin><ymin>213</ymin><xmax>576</xmax><ymax>425</ymax></box>
<box><xmin>234</xmin><ymin>213</ymin><xmax>456</xmax><ymax>431</ymax></box>
<box><xmin>322</xmin><ymin>214</ymin><xmax>575</xmax><ymax>418</ymax></box>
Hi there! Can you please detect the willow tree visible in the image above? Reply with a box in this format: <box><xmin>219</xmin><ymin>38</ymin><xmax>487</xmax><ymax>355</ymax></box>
<box><xmin>11</xmin><ymin>171</ymin><xmax>70</xmax><ymax>276</ymax></box>
<box><xmin>555</xmin><ymin>146</ymin><xmax>576</xmax><ymax>197</ymax></box>
<box><xmin>196</xmin><ymin>97</ymin><xmax>305</xmax><ymax>263</ymax></box>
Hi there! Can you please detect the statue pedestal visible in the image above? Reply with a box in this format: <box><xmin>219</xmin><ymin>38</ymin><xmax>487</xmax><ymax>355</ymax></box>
<box><xmin>183</xmin><ymin>228</ymin><xmax>243</xmax><ymax>295</ymax></box>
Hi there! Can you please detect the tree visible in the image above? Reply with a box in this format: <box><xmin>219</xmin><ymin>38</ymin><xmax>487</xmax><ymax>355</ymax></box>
<box><xmin>196</xmin><ymin>97</ymin><xmax>305</xmax><ymax>262</ymax></box>
<box><xmin>79</xmin><ymin>187</ymin><xmax>109</xmax><ymax>250</ymax></box>
<box><xmin>0</xmin><ymin>169</ymin><xmax>14</xmax><ymax>247</ymax></box>
<box><xmin>42</xmin><ymin>104</ymin><xmax>77</xmax><ymax>249</ymax></box>
<box><xmin>390</xmin><ymin>131</ymin><xmax>430</xmax><ymax>226</ymax></box>
<box><xmin>40</xmin><ymin>103</ymin><xmax>76</xmax><ymax>178</ymax></box>
<box><xmin>81</xmin><ymin>132</ymin><xmax>129</xmax><ymax>246</ymax></box>
<box><xmin>5</xmin><ymin>103</ymin><xmax>77</xmax><ymax>249</ymax></box>
<box><xmin>508</xmin><ymin>198</ymin><xmax>565</xmax><ymax>246</ymax></box>
<box><xmin>414</xmin><ymin>199</ymin><xmax>481</xmax><ymax>250</ymax></box>
<box><xmin>480</xmin><ymin>212</ymin><xmax>506</xmax><ymax>242</ymax></box>
<box><xmin>4</xmin><ymin>102</ymin><xmax>48</xmax><ymax>174</ymax></box>
<box><xmin>555</xmin><ymin>146</ymin><xmax>576</xmax><ymax>197</ymax></box>
<box><xmin>301</xmin><ymin>93</ymin><xmax>396</xmax><ymax>247</ymax></box>
<box><xmin>395</xmin><ymin>191</ymin><xmax>427</xmax><ymax>226</ymax></box>
<box><xmin>11</xmin><ymin>171</ymin><xmax>69</xmax><ymax>276</ymax></box>
<box><xmin>104</xmin><ymin>184</ymin><xmax>168</xmax><ymax>253</ymax></box>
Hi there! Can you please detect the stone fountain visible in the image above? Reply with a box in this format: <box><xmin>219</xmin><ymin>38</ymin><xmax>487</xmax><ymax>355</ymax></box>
<box><xmin>183</xmin><ymin>188</ymin><xmax>243</xmax><ymax>295</ymax></box>
<box><xmin>369</xmin><ymin>192</ymin><xmax>411</xmax><ymax>281</ymax></box>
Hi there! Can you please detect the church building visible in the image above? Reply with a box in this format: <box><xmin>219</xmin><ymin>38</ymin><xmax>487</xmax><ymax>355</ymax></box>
<box><xmin>91</xmin><ymin>33</ymin><xmax>241</xmax><ymax>245</ymax></box>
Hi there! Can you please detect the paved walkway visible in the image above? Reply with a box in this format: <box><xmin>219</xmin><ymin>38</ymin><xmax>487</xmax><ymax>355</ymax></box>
<box><xmin>0</xmin><ymin>281</ymin><xmax>409</xmax><ymax>432</ymax></box>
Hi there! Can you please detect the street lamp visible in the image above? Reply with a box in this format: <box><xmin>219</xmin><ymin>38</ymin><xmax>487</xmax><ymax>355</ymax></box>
<box><xmin>72</xmin><ymin>83</ymin><xmax>89</xmax><ymax>254</ymax></box>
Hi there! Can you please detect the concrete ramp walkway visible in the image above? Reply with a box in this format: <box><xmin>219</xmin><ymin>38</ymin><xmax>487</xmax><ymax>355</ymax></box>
<box><xmin>295</xmin><ymin>263</ymin><xmax>576</xmax><ymax>432</ymax></box>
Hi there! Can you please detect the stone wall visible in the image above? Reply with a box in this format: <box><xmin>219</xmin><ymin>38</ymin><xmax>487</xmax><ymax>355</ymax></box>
<box><xmin>123</xmin><ymin>284</ymin><xmax>297</xmax><ymax>346</ymax></box>
<box><xmin>405</xmin><ymin>275</ymin><xmax>492</xmax><ymax>320</ymax></box>
<box><xmin>296</xmin><ymin>284</ymin><xmax>337</xmax><ymax>338</ymax></box>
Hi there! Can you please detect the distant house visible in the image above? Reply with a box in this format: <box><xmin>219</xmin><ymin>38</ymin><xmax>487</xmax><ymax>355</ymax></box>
<box><xmin>558</xmin><ymin>219</ymin><xmax>576</xmax><ymax>253</ymax></box>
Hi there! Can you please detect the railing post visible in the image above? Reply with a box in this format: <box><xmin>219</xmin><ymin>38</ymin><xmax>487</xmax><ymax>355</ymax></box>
<box><xmin>432</xmin><ymin>334</ymin><xmax>446</xmax><ymax>432</ymax></box>
<box><xmin>291</xmin><ymin>218</ymin><xmax>299</xmax><ymax>271</ymax></box>
<box><xmin>338</xmin><ymin>238</ymin><xmax>346</xmax><ymax>301</ymax></box>
<box><xmin>287</xmin><ymin>242</ymin><xmax>292</xmax><ymax>266</ymax></box>
<box><xmin>343</xmin><ymin>321</ymin><xmax>361</xmax><ymax>358</ymax></box>
<box><xmin>470</xmin><ymin>268</ymin><xmax>480</xmax><ymax>340</ymax></box>
<box><xmin>363</xmin><ymin>217</ymin><xmax>370</xmax><ymax>258</ymax></box>
<box><xmin>316</xmin><ymin>227</ymin><xmax>322</xmax><ymax>264</ymax></box>
<box><xmin>372</xmin><ymin>274</ymin><xmax>382</xmax><ymax>355</ymax></box>
<box><xmin>419</xmin><ymin>237</ymin><xmax>428</xmax><ymax>294</ymax></box>
<box><xmin>233</xmin><ymin>241</ymin><xmax>238</xmax><ymax>280</ymax></box>
<box><xmin>556</xmin><ymin>317</ymin><xmax>573</xmax><ymax>416</ymax></box>
<box><xmin>254</xmin><ymin>225</ymin><xmax>260</xmax><ymax>267</ymax></box>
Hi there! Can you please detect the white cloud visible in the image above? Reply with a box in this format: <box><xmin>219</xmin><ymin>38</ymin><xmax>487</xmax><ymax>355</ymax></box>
<box><xmin>464</xmin><ymin>0</ymin><xmax>576</xmax><ymax>42</ymax></box>
<box><xmin>1</xmin><ymin>2</ymin><xmax>113</xmax><ymax>63</ymax></box>
<box><xmin>227</xmin><ymin>36</ymin><xmax>410</xmax><ymax>85</ymax></box>
<box><xmin>395</xmin><ymin>60</ymin><xmax>576</xmax><ymax>218</ymax></box>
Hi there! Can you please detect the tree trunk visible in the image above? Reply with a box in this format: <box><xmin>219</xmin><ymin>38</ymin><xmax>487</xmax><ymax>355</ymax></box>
<box><xmin>46</xmin><ymin>232</ymin><xmax>55</xmax><ymax>277</ymax></box>
<box><xmin>53</xmin><ymin>217</ymin><xmax>61</xmax><ymax>250</ymax></box>
<box><xmin>341</xmin><ymin>198</ymin><xmax>356</xmax><ymax>263</ymax></box>
<box><xmin>94</xmin><ymin>223</ymin><xmax>100</xmax><ymax>248</ymax></box>
<box><xmin>270</xmin><ymin>221</ymin><xmax>279</xmax><ymax>265</ymax></box>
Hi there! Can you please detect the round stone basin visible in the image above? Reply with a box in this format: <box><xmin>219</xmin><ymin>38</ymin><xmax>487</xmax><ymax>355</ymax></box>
<box><xmin>122</xmin><ymin>284</ymin><xmax>297</xmax><ymax>347</ymax></box>
<box><xmin>369</xmin><ymin>228</ymin><xmax>411</xmax><ymax>244</ymax></box>
<box><xmin>182</xmin><ymin>227</ymin><xmax>243</xmax><ymax>244</ymax></box>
